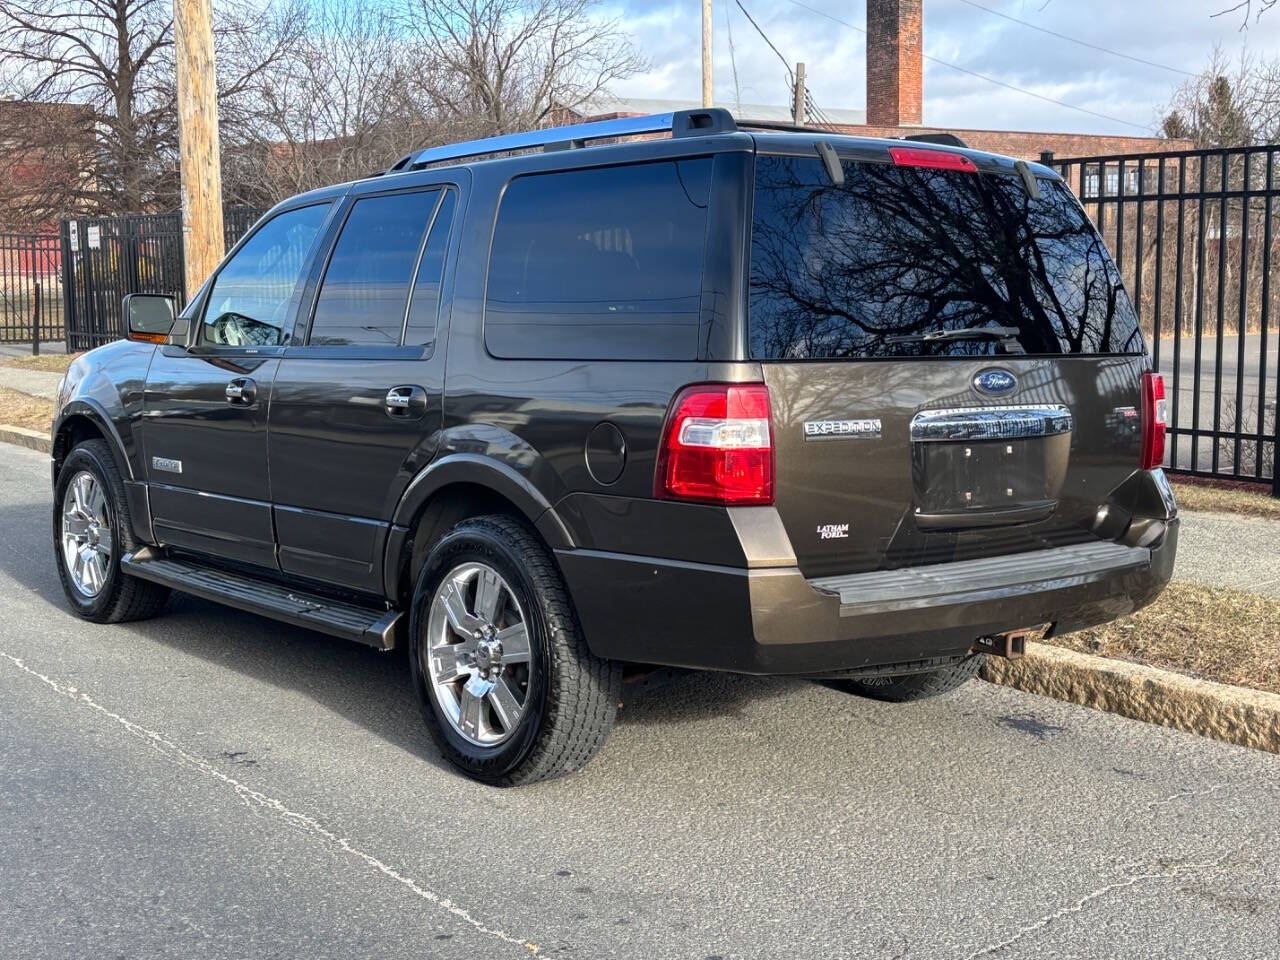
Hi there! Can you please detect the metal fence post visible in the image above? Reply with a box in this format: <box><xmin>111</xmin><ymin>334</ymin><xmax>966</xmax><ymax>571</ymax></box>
<box><xmin>31</xmin><ymin>280</ymin><xmax>40</xmax><ymax>356</ymax></box>
<box><xmin>59</xmin><ymin>220</ymin><xmax>75</xmax><ymax>352</ymax></box>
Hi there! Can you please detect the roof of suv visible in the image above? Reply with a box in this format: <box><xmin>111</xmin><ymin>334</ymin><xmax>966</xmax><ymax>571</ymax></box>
<box><xmin>277</xmin><ymin>107</ymin><xmax>1062</xmax><ymax>212</ymax></box>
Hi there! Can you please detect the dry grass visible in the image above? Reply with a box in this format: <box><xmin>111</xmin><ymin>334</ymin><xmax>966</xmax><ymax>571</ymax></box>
<box><xmin>0</xmin><ymin>353</ymin><xmax>77</xmax><ymax>374</ymax></box>
<box><xmin>1046</xmin><ymin>581</ymin><xmax>1280</xmax><ymax>696</ymax></box>
<box><xmin>0</xmin><ymin>387</ymin><xmax>54</xmax><ymax>432</ymax></box>
<box><xmin>1172</xmin><ymin>481</ymin><xmax>1280</xmax><ymax>521</ymax></box>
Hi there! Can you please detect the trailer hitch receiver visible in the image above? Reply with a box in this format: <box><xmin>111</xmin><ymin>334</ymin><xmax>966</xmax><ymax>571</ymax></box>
<box><xmin>971</xmin><ymin>625</ymin><xmax>1047</xmax><ymax>661</ymax></box>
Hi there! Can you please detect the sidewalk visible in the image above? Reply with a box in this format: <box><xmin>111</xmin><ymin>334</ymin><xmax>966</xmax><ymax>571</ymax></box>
<box><xmin>0</xmin><ymin>342</ymin><xmax>66</xmax><ymax>355</ymax></box>
<box><xmin>0</xmin><ymin>365</ymin><xmax>62</xmax><ymax>400</ymax></box>
<box><xmin>1175</xmin><ymin>510</ymin><xmax>1280</xmax><ymax>597</ymax></box>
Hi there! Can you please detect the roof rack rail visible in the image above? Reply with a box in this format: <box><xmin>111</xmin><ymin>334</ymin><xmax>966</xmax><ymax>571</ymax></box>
<box><xmin>735</xmin><ymin>119</ymin><xmax>838</xmax><ymax>134</ymax></box>
<box><xmin>901</xmin><ymin>132</ymin><xmax>969</xmax><ymax>149</ymax></box>
<box><xmin>391</xmin><ymin>108</ymin><xmax>737</xmax><ymax>173</ymax></box>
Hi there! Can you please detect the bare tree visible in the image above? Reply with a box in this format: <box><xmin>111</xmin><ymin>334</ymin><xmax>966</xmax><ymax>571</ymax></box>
<box><xmin>0</xmin><ymin>0</ymin><xmax>175</xmax><ymax>219</ymax></box>
<box><xmin>0</xmin><ymin>0</ymin><xmax>301</xmax><ymax>222</ymax></box>
<box><xmin>1158</xmin><ymin>45</ymin><xmax>1280</xmax><ymax>147</ymax></box>
<box><xmin>1213</xmin><ymin>0</ymin><xmax>1279</xmax><ymax>27</ymax></box>
<box><xmin>0</xmin><ymin>0</ymin><xmax>644</xmax><ymax>221</ymax></box>
<box><xmin>404</xmin><ymin>0</ymin><xmax>644</xmax><ymax>136</ymax></box>
<box><xmin>224</xmin><ymin>0</ymin><xmax>437</xmax><ymax>205</ymax></box>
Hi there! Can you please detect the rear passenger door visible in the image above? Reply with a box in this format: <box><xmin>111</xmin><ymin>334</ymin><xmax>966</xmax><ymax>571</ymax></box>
<box><xmin>267</xmin><ymin>179</ymin><xmax>461</xmax><ymax>594</ymax></box>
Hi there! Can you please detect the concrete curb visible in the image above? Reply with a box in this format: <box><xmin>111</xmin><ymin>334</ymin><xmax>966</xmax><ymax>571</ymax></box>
<box><xmin>0</xmin><ymin>424</ymin><xmax>51</xmax><ymax>454</ymax></box>
<box><xmin>981</xmin><ymin>641</ymin><xmax>1280</xmax><ymax>754</ymax></box>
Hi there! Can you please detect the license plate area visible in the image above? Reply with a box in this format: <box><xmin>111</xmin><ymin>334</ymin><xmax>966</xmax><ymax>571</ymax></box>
<box><xmin>909</xmin><ymin>405</ymin><xmax>1073</xmax><ymax>529</ymax></box>
<box><xmin>915</xmin><ymin>439</ymin><xmax>1050</xmax><ymax>513</ymax></box>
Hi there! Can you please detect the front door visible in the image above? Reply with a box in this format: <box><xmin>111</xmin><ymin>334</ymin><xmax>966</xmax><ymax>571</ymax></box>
<box><xmin>267</xmin><ymin>182</ymin><xmax>460</xmax><ymax>594</ymax></box>
<box><xmin>141</xmin><ymin>202</ymin><xmax>334</xmax><ymax>569</ymax></box>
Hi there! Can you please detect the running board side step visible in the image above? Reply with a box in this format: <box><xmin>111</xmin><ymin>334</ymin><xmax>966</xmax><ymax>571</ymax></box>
<box><xmin>121</xmin><ymin>553</ymin><xmax>401</xmax><ymax>650</ymax></box>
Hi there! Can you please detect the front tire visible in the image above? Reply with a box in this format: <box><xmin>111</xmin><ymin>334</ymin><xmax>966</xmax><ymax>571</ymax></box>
<box><xmin>830</xmin><ymin>654</ymin><xmax>984</xmax><ymax>702</ymax></box>
<box><xmin>408</xmin><ymin>515</ymin><xmax>621</xmax><ymax>786</ymax></box>
<box><xmin>53</xmin><ymin>439</ymin><xmax>170</xmax><ymax>623</ymax></box>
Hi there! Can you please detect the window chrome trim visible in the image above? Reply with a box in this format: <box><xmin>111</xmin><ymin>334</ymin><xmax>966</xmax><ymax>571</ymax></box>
<box><xmin>909</xmin><ymin>405</ymin><xmax>1072</xmax><ymax>443</ymax></box>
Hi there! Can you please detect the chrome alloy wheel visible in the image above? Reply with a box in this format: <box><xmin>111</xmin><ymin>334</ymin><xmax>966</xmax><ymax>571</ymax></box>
<box><xmin>60</xmin><ymin>470</ymin><xmax>113</xmax><ymax>598</ymax></box>
<box><xmin>423</xmin><ymin>562</ymin><xmax>533</xmax><ymax>747</ymax></box>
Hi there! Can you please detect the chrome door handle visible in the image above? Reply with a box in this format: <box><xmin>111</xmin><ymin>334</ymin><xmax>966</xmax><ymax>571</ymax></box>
<box><xmin>225</xmin><ymin>378</ymin><xmax>256</xmax><ymax>404</ymax></box>
<box><xmin>385</xmin><ymin>385</ymin><xmax>427</xmax><ymax>419</ymax></box>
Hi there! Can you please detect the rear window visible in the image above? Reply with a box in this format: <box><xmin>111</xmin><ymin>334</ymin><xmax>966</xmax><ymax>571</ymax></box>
<box><xmin>484</xmin><ymin>158</ymin><xmax>711</xmax><ymax>361</ymax></box>
<box><xmin>748</xmin><ymin>153</ymin><xmax>1142</xmax><ymax>360</ymax></box>
<box><xmin>309</xmin><ymin>190</ymin><xmax>440</xmax><ymax>347</ymax></box>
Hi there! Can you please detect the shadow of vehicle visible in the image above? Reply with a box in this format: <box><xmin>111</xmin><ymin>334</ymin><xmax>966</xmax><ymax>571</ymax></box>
<box><xmin>0</xmin><ymin>496</ymin><xmax>797</xmax><ymax>773</ymax></box>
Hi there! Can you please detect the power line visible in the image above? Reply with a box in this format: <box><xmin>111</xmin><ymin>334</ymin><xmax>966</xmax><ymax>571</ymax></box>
<box><xmin>786</xmin><ymin>0</ymin><xmax>1151</xmax><ymax>131</ymax></box>
<box><xmin>723</xmin><ymin>0</ymin><xmax>744</xmax><ymax>112</ymax></box>
<box><xmin>733</xmin><ymin>0</ymin><xmax>794</xmax><ymax>83</ymax></box>
<box><xmin>733</xmin><ymin>0</ymin><xmax>841</xmax><ymax>127</ymax></box>
<box><xmin>954</xmin><ymin>0</ymin><xmax>1196</xmax><ymax>77</ymax></box>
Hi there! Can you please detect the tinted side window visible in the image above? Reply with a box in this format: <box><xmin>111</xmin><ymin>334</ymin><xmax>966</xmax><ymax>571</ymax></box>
<box><xmin>200</xmin><ymin>204</ymin><xmax>328</xmax><ymax>347</ymax></box>
<box><xmin>309</xmin><ymin>190</ymin><xmax>440</xmax><ymax>346</ymax></box>
<box><xmin>405</xmin><ymin>189</ymin><xmax>456</xmax><ymax>349</ymax></box>
<box><xmin>485</xmin><ymin>158</ymin><xmax>711</xmax><ymax>360</ymax></box>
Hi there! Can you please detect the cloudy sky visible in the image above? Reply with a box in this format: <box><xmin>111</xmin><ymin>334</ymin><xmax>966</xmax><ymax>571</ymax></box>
<box><xmin>603</xmin><ymin>0</ymin><xmax>1280</xmax><ymax>135</ymax></box>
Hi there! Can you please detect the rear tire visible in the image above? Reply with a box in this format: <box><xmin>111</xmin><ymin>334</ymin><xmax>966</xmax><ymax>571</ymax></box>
<box><xmin>53</xmin><ymin>439</ymin><xmax>170</xmax><ymax>623</ymax></box>
<box><xmin>830</xmin><ymin>654</ymin><xmax>984</xmax><ymax>702</ymax></box>
<box><xmin>408</xmin><ymin>515</ymin><xmax>622</xmax><ymax>786</ymax></box>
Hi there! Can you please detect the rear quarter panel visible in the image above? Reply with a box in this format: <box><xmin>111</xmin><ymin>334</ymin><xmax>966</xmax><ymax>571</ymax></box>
<box><xmin>439</xmin><ymin>144</ymin><xmax>763</xmax><ymax>564</ymax></box>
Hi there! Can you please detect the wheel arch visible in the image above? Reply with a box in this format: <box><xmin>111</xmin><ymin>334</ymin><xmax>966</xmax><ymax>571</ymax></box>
<box><xmin>384</xmin><ymin>456</ymin><xmax>575</xmax><ymax>607</ymax></box>
<box><xmin>52</xmin><ymin>401</ymin><xmax>134</xmax><ymax>482</ymax></box>
<box><xmin>53</xmin><ymin>405</ymin><xmax>154</xmax><ymax>546</ymax></box>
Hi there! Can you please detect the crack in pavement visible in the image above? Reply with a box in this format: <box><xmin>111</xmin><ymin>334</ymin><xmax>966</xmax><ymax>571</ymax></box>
<box><xmin>959</xmin><ymin>846</ymin><xmax>1246</xmax><ymax>960</ymax></box>
<box><xmin>0</xmin><ymin>650</ymin><xmax>541</xmax><ymax>956</ymax></box>
<box><xmin>1146</xmin><ymin>784</ymin><xmax>1225</xmax><ymax>811</ymax></box>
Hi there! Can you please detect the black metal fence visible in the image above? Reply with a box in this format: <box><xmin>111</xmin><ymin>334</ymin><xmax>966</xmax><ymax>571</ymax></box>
<box><xmin>1056</xmin><ymin>146</ymin><xmax>1280</xmax><ymax>493</ymax></box>
<box><xmin>0</xmin><ymin>232</ymin><xmax>64</xmax><ymax>350</ymax></box>
<box><xmin>60</xmin><ymin>207</ymin><xmax>265</xmax><ymax>351</ymax></box>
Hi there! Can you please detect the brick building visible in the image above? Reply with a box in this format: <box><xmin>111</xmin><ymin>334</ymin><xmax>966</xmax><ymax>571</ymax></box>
<box><xmin>567</xmin><ymin>0</ymin><xmax>1189</xmax><ymax>164</ymax></box>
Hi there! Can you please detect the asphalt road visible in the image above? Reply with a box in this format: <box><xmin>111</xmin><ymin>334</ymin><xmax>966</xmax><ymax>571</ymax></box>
<box><xmin>1152</xmin><ymin>333</ymin><xmax>1277</xmax><ymax>389</ymax></box>
<box><xmin>1</xmin><ymin>443</ymin><xmax>1278</xmax><ymax>959</ymax></box>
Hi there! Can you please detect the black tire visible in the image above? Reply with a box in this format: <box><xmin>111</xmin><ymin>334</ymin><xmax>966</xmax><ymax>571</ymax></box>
<box><xmin>408</xmin><ymin>514</ymin><xmax>622</xmax><ymax>786</ymax></box>
<box><xmin>53</xmin><ymin>439</ymin><xmax>170</xmax><ymax>623</ymax></box>
<box><xmin>830</xmin><ymin>654</ymin><xmax>984</xmax><ymax>703</ymax></box>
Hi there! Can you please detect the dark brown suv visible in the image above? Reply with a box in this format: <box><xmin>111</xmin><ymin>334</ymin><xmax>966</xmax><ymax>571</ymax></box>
<box><xmin>50</xmin><ymin>109</ymin><xmax>1177</xmax><ymax>785</ymax></box>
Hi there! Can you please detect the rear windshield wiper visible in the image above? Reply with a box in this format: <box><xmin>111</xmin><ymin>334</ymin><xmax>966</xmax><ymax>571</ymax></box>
<box><xmin>885</xmin><ymin>325</ymin><xmax>1024</xmax><ymax>351</ymax></box>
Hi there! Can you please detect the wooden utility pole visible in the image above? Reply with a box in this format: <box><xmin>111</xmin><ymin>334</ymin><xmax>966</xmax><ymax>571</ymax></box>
<box><xmin>701</xmin><ymin>0</ymin><xmax>713</xmax><ymax>107</ymax></box>
<box><xmin>792</xmin><ymin>62</ymin><xmax>807</xmax><ymax>126</ymax></box>
<box><xmin>174</xmin><ymin>0</ymin><xmax>225</xmax><ymax>297</ymax></box>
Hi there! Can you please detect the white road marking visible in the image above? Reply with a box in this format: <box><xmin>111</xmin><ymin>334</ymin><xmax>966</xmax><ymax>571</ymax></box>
<box><xmin>0</xmin><ymin>650</ymin><xmax>540</xmax><ymax>955</ymax></box>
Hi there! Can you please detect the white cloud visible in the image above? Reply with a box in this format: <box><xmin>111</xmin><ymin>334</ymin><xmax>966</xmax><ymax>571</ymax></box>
<box><xmin>605</xmin><ymin>0</ymin><xmax>1280</xmax><ymax>135</ymax></box>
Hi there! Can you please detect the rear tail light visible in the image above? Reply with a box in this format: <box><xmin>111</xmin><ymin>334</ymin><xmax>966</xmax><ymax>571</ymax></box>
<box><xmin>1140</xmin><ymin>372</ymin><xmax>1167</xmax><ymax>469</ymax></box>
<box><xmin>655</xmin><ymin>383</ymin><xmax>774</xmax><ymax>505</ymax></box>
<box><xmin>889</xmin><ymin>146</ymin><xmax>979</xmax><ymax>173</ymax></box>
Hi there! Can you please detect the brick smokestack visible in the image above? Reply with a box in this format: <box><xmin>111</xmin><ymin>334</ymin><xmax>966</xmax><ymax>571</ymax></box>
<box><xmin>866</xmin><ymin>0</ymin><xmax>923</xmax><ymax>126</ymax></box>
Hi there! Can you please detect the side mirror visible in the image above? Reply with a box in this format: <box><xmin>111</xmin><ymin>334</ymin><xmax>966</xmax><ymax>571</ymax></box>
<box><xmin>123</xmin><ymin>293</ymin><xmax>176</xmax><ymax>344</ymax></box>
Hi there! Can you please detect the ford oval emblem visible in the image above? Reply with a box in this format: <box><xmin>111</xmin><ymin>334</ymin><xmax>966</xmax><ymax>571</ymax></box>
<box><xmin>973</xmin><ymin>368</ymin><xmax>1018</xmax><ymax>397</ymax></box>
